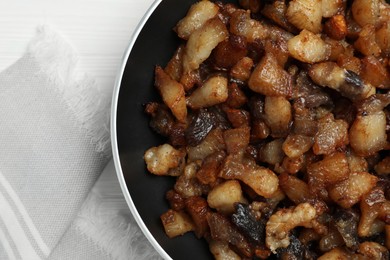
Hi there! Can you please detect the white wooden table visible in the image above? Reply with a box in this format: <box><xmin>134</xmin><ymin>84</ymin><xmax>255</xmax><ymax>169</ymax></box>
<box><xmin>0</xmin><ymin>0</ymin><xmax>154</xmax><ymax>93</ymax></box>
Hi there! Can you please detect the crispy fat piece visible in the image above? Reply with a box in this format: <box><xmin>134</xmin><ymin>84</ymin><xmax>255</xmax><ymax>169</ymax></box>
<box><xmin>266</xmin><ymin>203</ymin><xmax>317</xmax><ymax>253</ymax></box>
<box><xmin>176</xmin><ymin>0</ymin><xmax>219</xmax><ymax>40</ymax></box>
<box><xmin>207</xmin><ymin>180</ymin><xmax>247</xmax><ymax>214</ymax></box>
<box><xmin>230</xmin><ymin>9</ymin><xmax>269</xmax><ymax>42</ymax></box>
<box><xmin>288</xmin><ymin>29</ymin><xmax>329</xmax><ymax>64</ymax></box>
<box><xmin>161</xmin><ymin>209</ymin><xmax>195</xmax><ymax>238</ymax></box>
<box><xmin>155</xmin><ymin>66</ymin><xmax>187</xmax><ymax>123</ymax></box>
<box><xmin>248</xmin><ymin>52</ymin><xmax>293</xmax><ymax>97</ymax></box>
<box><xmin>352</xmin><ymin>0</ymin><xmax>380</xmax><ymax>27</ymax></box>
<box><xmin>322</xmin><ymin>0</ymin><xmax>344</xmax><ymax>18</ymax></box>
<box><xmin>349</xmin><ymin>93</ymin><xmax>390</xmax><ymax>156</ymax></box>
<box><xmin>220</xmin><ymin>154</ymin><xmax>279</xmax><ymax>198</ymax></box>
<box><xmin>324</xmin><ymin>14</ymin><xmax>348</xmax><ymax>40</ymax></box>
<box><xmin>144</xmin><ymin>144</ymin><xmax>185</xmax><ymax>176</ymax></box>
<box><xmin>187</xmin><ymin>75</ymin><xmax>228</xmax><ymax>109</ymax></box>
<box><xmin>328</xmin><ymin>172</ymin><xmax>378</xmax><ymax>208</ymax></box>
<box><xmin>286</xmin><ymin>0</ymin><xmax>322</xmax><ymax>33</ymax></box>
<box><xmin>182</xmin><ymin>17</ymin><xmax>228</xmax><ymax>74</ymax></box>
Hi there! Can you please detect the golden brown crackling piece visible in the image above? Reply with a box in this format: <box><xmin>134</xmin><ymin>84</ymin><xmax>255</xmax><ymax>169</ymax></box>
<box><xmin>248</xmin><ymin>52</ymin><xmax>293</xmax><ymax>97</ymax></box>
<box><xmin>266</xmin><ymin>203</ymin><xmax>318</xmax><ymax>253</ymax></box>
<box><xmin>207</xmin><ymin>180</ymin><xmax>247</xmax><ymax>214</ymax></box>
<box><xmin>328</xmin><ymin>172</ymin><xmax>378</xmax><ymax>208</ymax></box>
<box><xmin>286</xmin><ymin>0</ymin><xmax>323</xmax><ymax>34</ymax></box>
<box><xmin>352</xmin><ymin>0</ymin><xmax>380</xmax><ymax>27</ymax></box>
<box><xmin>349</xmin><ymin>93</ymin><xmax>390</xmax><ymax>157</ymax></box>
<box><xmin>160</xmin><ymin>209</ymin><xmax>195</xmax><ymax>238</ymax></box>
<box><xmin>354</xmin><ymin>24</ymin><xmax>382</xmax><ymax>57</ymax></box>
<box><xmin>288</xmin><ymin>29</ymin><xmax>329</xmax><ymax>64</ymax></box>
<box><xmin>187</xmin><ymin>75</ymin><xmax>228</xmax><ymax>109</ymax></box>
<box><xmin>175</xmin><ymin>0</ymin><xmax>219</xmax><ymax>40</ymax></box>
<box><xmin>182</xmin><ymin>17</ymin><xmax>228</xmax><ymax>74</ymax></box>
<box><xmin>154</xmin><ymin>66</ymin><xmax>187</xmax><ymax>123</ymax></box>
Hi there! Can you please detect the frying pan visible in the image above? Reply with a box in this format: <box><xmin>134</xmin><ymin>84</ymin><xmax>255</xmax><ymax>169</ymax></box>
<box><xmin>111</xmin><ymin>0</ymin><xmax>235</xmax><ymax>259</ymax></box>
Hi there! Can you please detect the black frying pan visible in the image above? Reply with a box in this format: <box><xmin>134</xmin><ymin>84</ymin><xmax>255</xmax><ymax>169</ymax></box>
<box><xmin>111</xmin><ymin>0</ymin><xmax>235</xmax><ymax>259</ymax></box>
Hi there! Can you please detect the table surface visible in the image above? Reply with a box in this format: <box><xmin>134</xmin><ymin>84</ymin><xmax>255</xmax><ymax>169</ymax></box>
<box><xmin>0</xmin><ymin>0</ymin><xmax>155</xmax><ymax>93</ymax></box>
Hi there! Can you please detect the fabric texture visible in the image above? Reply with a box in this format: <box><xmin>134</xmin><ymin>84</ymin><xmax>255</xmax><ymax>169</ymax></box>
<box><xmin>0</xmin><ymin>26</ymin><xmax>159</xmax><ymax>260</ymax></box>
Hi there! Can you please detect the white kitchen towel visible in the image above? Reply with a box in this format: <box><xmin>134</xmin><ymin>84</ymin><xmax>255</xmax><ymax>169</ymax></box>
<box><xmin>0</xmin><ymin>26</ymin><xmax>159</xmax><ymax>260</ymax></box>
<box><xmin>49</xmin><ymin>161</ymin><xmax>161</xmax><ymax>260</ymax></box>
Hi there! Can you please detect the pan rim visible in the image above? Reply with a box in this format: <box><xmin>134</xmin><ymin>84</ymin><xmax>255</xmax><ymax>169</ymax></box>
<box><xmin>110</xmin><ymin>0</ymin><xmax>172</xmax><ymax>259</ymax></box>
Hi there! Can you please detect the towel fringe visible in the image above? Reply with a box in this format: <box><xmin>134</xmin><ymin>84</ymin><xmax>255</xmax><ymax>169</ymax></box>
<box><xmin>27</xmin><ymin>26</ymin><xmax>111</xmax><ymax>155</ymax></box>
<box><xmin>74</xmin><ymin>187</ymin><xmax>160</xmax><ymax>260</ymax></box>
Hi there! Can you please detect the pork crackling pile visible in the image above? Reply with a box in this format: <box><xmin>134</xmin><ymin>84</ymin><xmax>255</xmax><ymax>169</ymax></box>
<box><xmin>143</xmin><ymin>0</ymin><xmax>390</xmax><ymax>259</ymax></box>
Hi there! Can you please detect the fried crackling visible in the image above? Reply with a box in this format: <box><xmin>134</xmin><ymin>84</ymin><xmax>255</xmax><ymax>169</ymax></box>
<box><xmin>279</xmin><ymin>173</ymin><xmax>315</xmax><ymax>205</ymax></box>
<box><xmin>212</xmin><ymin>35</ymin><xmax>248</xmax><ymax>70</ymax></box>
<box><xmin>324</xmin><ymin>37</ymin><xmax>346</xmax><ymax>62</ymax></box>
<box><xmin>144</xmin><ymin>144</ymin><xmax>185</xmax><ymax>176</ymax></box>
<box><xmin>155</xmin><ymin>66</ymin><xmax>187</xmax><ymax>123</ymax></box>
<box><xmin>174</xmin><ymin>162</ymin><xmax>204</xmax><ymax>198</ymax></box>
<box><xmin>182</xmin><ymin>17</ymin><xmax>228</xmax><ymax>74</ymax></box>
<box><xmin>287</xmin><ymin>30</ymin><xmax>329</xmax><ymax>64</ymax></box>
<box><xmin>225</xmin><ymin>82</ymin><xmax>248</xmax><ymax>108</ymax></box>
<box><xmin>248</xmin><ymin>52</ymin><xmax>293</xmax><ymax>97</ymax></box>
<box><xmin>313</xmin><ymin>113</ymin><xmax>349</xmax><ymax>155</ymax></box>
<box><xmin>282</xmin><ymin>134</ymin><xmax>312</xmax><ymax>158</ymax></box>
<box><xmin>322</xmin><ymin>0</ymin><xmax>344</xmax><ymax>18</ymax></box>
<box><xmin>358</xmin><ymin>186</ymin><xmax>390</xmax><ymax>237</ymax></box>
<box><xmin>307</xmin><ymin>152</ymin><xmax>350</xmax><ymax>194</ymax></box>
<box><xmin>354</xmin><ymin>24</ymin><xmax>382</xmax><ymax>57</ymax></box>
<box><xmin>164</xmin><ymin>44</ymin><xmax>185</xmax><ymax>82</ymax></box>
<box><xmin>264</xmin><ymin>38</ymin><xmax>289</xmax><ymax>68</ymax></box>
<box><xmin>351</xmin><ymin>0</ymin><xmax>380</xmax><ymax>27</ymax></box>
<box><xmin>223</xmin><ymin>127</ymin><xmax>251</xmax><ymax>155</ymax></box>
<box><xmin>265</xmin><ymin>203</ymin><xmax>318</xmax><ymax>253</ymax></box>
<box><xmin>360</xmin><ymin>55</ymin><xmax>390</xmax><ymax>89</ymax></box>
<box><xmin>185</xmin><ymin>196</ymin><xmax>210</xmax><ymax>238</ymax></box>
<box><xmin>261</xmin><ymin>0</ymin><xmax>297</xmax><ymax>33</ymax></box>
<box><xmin>229</xmin><ymin>56</ymin><xmax>254</xmax><ymax>83</ymax></box>
<box><xmin>357</xmin><ymin>241</ymin><xmax>389</xmax><ymax>259</ymax></box>
<box><xmin>236</xmin><ymin>165</ymin><xmax>279</xmax><ymax>199</ymax></box>
<box><xmin>187</xmin><ymin>128</ymin><xmax>225</xmax><ymax>162</ymax></box>
<box><xmin>207</xmin><ymin>212</ymin><xmax>253</xmax><ymax>257</ymax></box>
<box><xmin>263</xmin><ymin>96</ymin><xmax>292</xmax><ymax>138</ymax></box>
<box><xmin>349</xmin><ymin>93</ymin><xmax>390</xmax><ymax>157</ymax></box>
<box><xmin>187</xmin><ymin>75</ymin><xmax>228</xmax><ymax>109</ymax></box>
<box><xmin>161</xmin><ymin>209</ymin><xmax>195</xmax><ymax>238</ymax></box>
<box><xmin>258</xmin><ymin>138</ymin><xmax>285</xmax><ymax>166</ymax></box>
<box><xmin>229</xmin><ymin>9</ymin><xmax>268</xmax><ymax>42</ymax></box>
<box><xmin>376</xmin><ymin>20</ymin><xmax>390</xmax><ymax>56</ymax></box>
<box><xmin>286</xmin><ymin>0</ymin><xmax>322</xmax><ymax>34</ymax></box>
<box><xmin>324</xmin><ymin>15</ymin><xmax>348</xmax><ymax>41</ymax></box>
<box><xmin>347</xmin><ymin>151</ymin><xmax>369</xmax><ymax>173</ymax></box>
<box><xmin>328</xmin><ymin>172</ymin><xmax>378</xmax><ymax>208</ymax></box>
<box><xmin>196</xmin><ymin>150</ymin><xmax>226</xmax><ymax>185</ymax></box>
<box><xmin>207</xmin><ymin>180</ymin><xmax>247</xmax><ymax>214</ymax></box>
<box><xmin>176</xmin><ymin>0</ymin><xmax>219</xmax><ymax>40</ymax></box>
<box><xmin>220</xmin><ymin>154</ymin><xmax>279</xmax><ymax>198</ymax></box>
<box><xmin>309</xmin><ymin>62</ymin><xmax>375</xmax><ymax>101</ymax></box>
<box><xmin>280</xmin><ymin>154</ymin><xmax>305</xmax><ymax>174</ymax></box>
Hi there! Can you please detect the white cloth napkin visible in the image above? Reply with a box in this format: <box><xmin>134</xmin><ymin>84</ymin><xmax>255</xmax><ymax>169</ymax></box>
<box><xmin>0</xmin><ymin>26</ymin><xmax>160</xmax><ymax>260</ymax></box>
